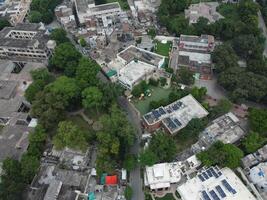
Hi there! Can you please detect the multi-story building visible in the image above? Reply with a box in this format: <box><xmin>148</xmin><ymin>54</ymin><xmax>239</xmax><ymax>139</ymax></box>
<box><xmin>177</xmin><ymin>167</ymin><xmax>256</xmax><ymax>200</ymax></box>
<box><xmin>0</xmin><ymin>23</ymin><xmax>56</xmax><ymax>64</ymax></box>
<box><xmin>74</xmin><ymin>0</ymin><xmax>122</xmax><ymax>25</ymax></box>
<box><xmin>142</xmin><ymin>94</ymin><xmax>209</xmax><ymax>134</ymax></box>
<box><xmin>55</xmin><ymin>4</ymin><xmax>76</xmax><ymax>30</ymax></box>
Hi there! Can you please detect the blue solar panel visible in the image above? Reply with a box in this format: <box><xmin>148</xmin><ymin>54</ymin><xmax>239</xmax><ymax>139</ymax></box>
<box><xmin>215</xmin><ymin>185</ymin><xmax>226</xmax><ymax>198</ymax></box>
<box><xmin>210</xmin><ymin>168</ymin><xmax>219</xmax><ymax>178</ymax></box>
<box><xmin>209</xmin><ymin>190</ymin><xmax>220</xmax><ymax>200</ymax></box>
<box><xmin>174</xmin><ymin>118</ymin><xmax>182</xmax><ymax>126</ymax></box>
<box><xmin>159</xmin><ymin>108</ymin><xmax>166</xmax><ymax>115</ymax></box>
<box><xmin>207</xmin><ymin>169</ymin><xmax>213</xmax><ymax>177</ymax></box>
<box><xmin>173</xmin><ymin>104</ymin><xmax>179</xmax><ymax>110</ymax></box>
<box><xmin>218</xmin><ymin>171</ymin><xmax>222</xmax><ymax>176</ymax></box>
<box><xmin>152</xmin><ymin>110</ymin><xmax>161</xmax><ymax>118</ymax></box>
<box><xmin>169</xmin><ymin>121</ymin><xmax>177</xmax><ymax>129</ymax></box>
<box><xmin>198</xmin><ymin>174</ymin><xmax>205</xmax><ymax>182</ymax></box>
<box><xmin>222</xmin><ymin>179</ymin><xmax>236</xmax><ymax>194</ymax></box>
<box><xmin>202</xmin><ymin>172</ymin><xmax>209</xmax><ymax>179</ymax></box>
<box><xmin>202</xmin><ymin>191</ymin><xmax>211</xmax><ymax>200</ymax></box>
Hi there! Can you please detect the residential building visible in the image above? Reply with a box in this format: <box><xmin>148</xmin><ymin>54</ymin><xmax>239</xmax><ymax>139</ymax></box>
<box><xmin>55</xmin><ymin>4</ymin><xmax>76</xmax><ymax>30</ymax></box>
<box><xmin>249</xmin><ymin>162</ymin><xmax>267</xmax><ymax>193</ymax></box>
<box><xmin>132</xmin><ymin>0</ymin><xmax>161</xmax><ymax>12</ymax></box>
<box><xmin>176</xmin><ymin>34</ymin><xmax>215</xmax><ymax>78</ymax></box>
<box><xmin>177</xmin><ymin>167</ymin><xmax>256</xmax><ymax>200</ymax></box>
<box><xmin>144</xmin><ymin>155</ymin><xmax>201</xmax><ymax>191</ymax></box>
<box><xmin>0</xmin><ymin>23</ymin><xmax>56</xmax><ymax>64</ymax></box>
<box><xmin>185</xmin><ymin>2</ymin><xmax>224</xmax><ymax>24</ymax></box>
<box><xmin>192</xmin><ymin>112</ymin><xmax>246</xmax><ymax>153</ymax></box>
<box><xmin>116</xmin><ymin>45</ymin><xmax>165</xmax><ymax>90</ymax></box>
<box><xmin>179</xmin><ymin>34</ymin><xmax>215</xmax><ymax>53</ymax></box>
<box><xmin>142</xmin><ymin>94</ymin><xmax>209</xmax><ymax>134</ymax></box>
<box><xmin>0</xmin><ymin>0</ymin><xmax>31</xmax><ymax>26</ymax></box>
<box><xmin>74</xmin><ymin>0</ymin><xmax>122</xmax><ymax>24</ymax></box>
<box><xmin>242</xmin><ymin>144</ymin><xmax>267</xmax><ymax>169</ymax></box>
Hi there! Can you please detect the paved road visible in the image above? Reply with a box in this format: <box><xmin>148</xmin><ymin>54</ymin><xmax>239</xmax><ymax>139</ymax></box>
<box><xmin>258</xmin><ymin>11</ymin><xmax>267</xmax><ymax>57</ymax></box>
<box><xmin>118</xmin><ymin>97</ymin><xmax>145</xmax><ymax>200</ymax></box>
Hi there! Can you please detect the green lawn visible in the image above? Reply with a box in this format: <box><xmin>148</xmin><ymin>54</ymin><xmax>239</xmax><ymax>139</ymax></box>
<box><xmin>155</xmin><ymin>41</ymin><xmax>172</xmax><ymax>57</ymax></box>
<box><xmin>133</xmin><ymin>86</ymin><xmax>172</xmax><ymax>115</ymax></box>
<box><xmin>155</xmin><ymin>194</ymin><xmax>176</xmax><ymax>200</ymax></box>
<box><xmin>66</xmin><ymin>115</ymin><xmax>91</xmax><ymax>131</ymax></box>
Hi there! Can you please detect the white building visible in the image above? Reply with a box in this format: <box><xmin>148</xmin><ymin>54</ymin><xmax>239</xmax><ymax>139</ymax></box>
<box><xmin>74</xmin><ymin>0</ymin><xmax>122</xmax><ymax>24</ymax></box>
<box><xmin>144</xmin><ymin>155</ymin><xmax>201</xmax><ymax>191</ymax></box>
<box><xmin>177</xmin><ymin>167</ymin><xmax>256</xmax><ymax>200</ymax></box>
<box><xmin>116</xmin><ymin>45</ymin><xmax>165</xmax><ymax>90</ymax></box>
<box><xmin>249</xmin><ymin>162</ymin><xmax>267</xmax><ymax>192</ymax></box>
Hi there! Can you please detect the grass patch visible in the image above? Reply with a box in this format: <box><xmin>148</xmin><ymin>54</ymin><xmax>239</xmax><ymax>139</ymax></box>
<box><xmin>133</xmin><ymin>86</ymin><xmax>172</xmax><ymax>115</ymax></box>
<box><xmin>175</xmin><ymin>136</ymin><xmax>199</xmax><ymax>153</ymax></box>
<box><xmin>154</xmin><ymin>41</ymin><xmax>172</xmax><ymax>57</ymax></box>
<box><xmin>66</xmin><ymin>115</ymin><xmax>91</xmax><ymax>131</ymax></box>
<box><xmin>155</xmin><ymin>194</ymin><xmax>175</xmax><ymax>200</ymax></box>
<box><xmin>106</xmin><ymin>0</ymin><xmax>129</xmax><ymax>10</ymax></box>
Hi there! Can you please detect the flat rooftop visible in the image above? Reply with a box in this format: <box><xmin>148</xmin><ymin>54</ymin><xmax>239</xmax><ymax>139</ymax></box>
<box><xmin>0</xmin><ymin>125</ymin><xmax>31</xmax><ymax>161</ymax></box>
<box><xmin>118</xmin><ymin>60</ymin><xmax>155</xmax><ymax>87</ymax></box>
<box><xmin>75</xmin><ymin>0</ymin><xmax>94</xmax><ymax>12</ymax></box>
<box><xmin>143</xmin><ymin>94</ymin><xmax>208</xmax><ymax>134</ymax></box>
<box><xmin>177</xmin><ymin>167</ymin><xmax>256</xmax><ymax>200</ymax></box>
<box><xmin>180</xmin><ymin>34</ymin><xmax>214</xmax><ymax>44</ymax></box>
<box><xmin>90</xmin><ymin>2</ymin><xmax>120</xmax><ymax>12</ymax></box>
<box><xmin>0</xmin><ymin>96</ymin><xmax>24</xmax><ymax>118</ymax></box>
<box><xmin>0</xmin><ymin>80</ymin><xmax>18</xmax><ymax>100</ymax></box>
<box><xmin>117</xmin><ymin>45</ymin><xmax>165</xmax><ymax>67</ymax></box>
<box><xmin>178</xmin><ymin>51</ymin><xmax>211</xmax><ymax>64</ymax></box>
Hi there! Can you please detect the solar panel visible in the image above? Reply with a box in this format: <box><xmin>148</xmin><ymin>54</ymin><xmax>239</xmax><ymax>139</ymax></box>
<box><xmin>159</xmin><ymin>108</ymin><xmax>166</xmax><ymax>115</ymax></box>
<box><xmin>222</xmin><ymin>179</ymin><xmax>236</xmax><ymax>194</ymax></box>
<box><xmin>218</xmin><ymin>171</ymin><xmax>222</xmax><ymax>176</ymax></box>
<box><xmin>202</xmin><ymin>191</ymin><xmax>211</xmax><ymax>200</ymax></box>
<box><xmin>209</xmin><ymin>190</ymin><xmax>220</xmax><ymax>200</ymax></box>
<box><xmin>202</xmin><ymin>172</ymin><xmax>209</xmax><ymax>180</ymax></box>
<box><xmin>210</xmin><ymin>168</ymin><xmax>219</xmax><ymax>178</ymax></box>
<box><xmin>215</xmin><ymin>185</ymin><xmax>226</xmax><ymax>198</ymax></box>
<box><xmin>152</xmin><ymin>110</ymin><xmax>161</xmax><ymax>118</ymax></box>
<box><xmin>169</xmin><ymin>121</ymin><xmax>177</xmax><ymax>129</ymax></box>
<box><xmin>172</xmin><ymin>104</ymin><xmax>179</xmax><ymax>110</ymax></box>
<box><xmin>207</xmin><ymin>169</ymin><xmax>213</xmax><ymax>177</ymax></box>
<box><xmin>198</xmin><ymin>174</ymin><xmax>205</xmax><ymax>182</ymax></box>
<box><xmin>174</xmin><ymin>118</ymin><xmax>182</xmax><ymax>126</ymax></box>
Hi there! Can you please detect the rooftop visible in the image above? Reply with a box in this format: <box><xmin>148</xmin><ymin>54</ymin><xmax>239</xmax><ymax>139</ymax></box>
<box><xmin>249</xmin><ymin>162</ymin><xmax>267</xmax><ymax>192</ymax></box>
<box><xmin>0</xmin><ymin>96</ymin><xmax>25</xmax><ymax>118</ymax></box>
<box><xmin>143</xmin><ymin>94</ymin><xmax>209</xmax><ymax>134</ymax></box>
<box><xmin>178</xmin><ymin>51</ymin><xmax>211</xmax><ymax>65</ymax></box>
<box><xmin>90</xmin><ymin>2</ymin><xmax>120</xmax><ymax>12</ymax></box>
<box><xmin>177</xmin><ymin>167</ymin><xmax>256</xmax><ymax>200</ymax></box>
<box><xmin>0</xmin><ymin>80</ymin><xmax>18</xmax><ymax>100</ymax></box>
<box><xmin>241</xmin><ymin>144</ymin><xmax>267</xmax><ymax>169</ymax></box>
<box><xmin>180</xmin><ymin>34</ymin><xmax>214</xmax><ymax>45</ymax></box>
<box><xmin>117</xmin><ymin>45</ymin><xmax>165</xmax><ymax>68</ymax></box>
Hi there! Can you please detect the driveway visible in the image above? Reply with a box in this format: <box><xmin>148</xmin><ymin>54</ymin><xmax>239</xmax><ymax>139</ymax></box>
<box><xmin>118</xmin><ymin>97</ymin><xmax>145</xmax><ymax>200</ymax></box>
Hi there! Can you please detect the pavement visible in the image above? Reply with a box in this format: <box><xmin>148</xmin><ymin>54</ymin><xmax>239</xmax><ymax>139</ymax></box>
<box><xmin>118</xmin><ymin>97</ymin><xmax>145</xmax><ymax>200</ymax></box>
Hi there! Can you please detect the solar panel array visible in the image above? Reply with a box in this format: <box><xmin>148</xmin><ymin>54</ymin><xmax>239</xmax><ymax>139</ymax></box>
<box><xmin>215</xmin><ymin>185</ymin><xmax>226</xmax><ymax>198</ymax></box>
<box><xmin>222</xmin><ymin>179</ymin><xmax>236</xmax><ymax>194</ymax></box>
<box><xmin>202</xmin><ymin>191</ymin><xmax>211</xmax><ymax>200</ymax></box>
<box><xmin>209</xmin><ymin>190</ymin><xmax>220</xmax><ymax>200</ymax></box>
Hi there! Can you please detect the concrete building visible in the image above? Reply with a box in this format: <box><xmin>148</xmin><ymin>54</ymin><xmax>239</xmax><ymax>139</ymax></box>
<box><xmin>143</xmin><ymin>94</ymin><xmax>209</xmax><ymax>134</ymax></box>
<box><xmin>179</xmin><ymin>34</ymin><xmax>215</xmax><ymax>53</ymax></box>
<box><xmin>116</xmin><ymin>45</ymin><xmax>165</xmax><ymax>90</ymax></box>
<box><xmin>0</xmin><ymin>0</ymin><xmax>31</xmax><ymax>26</ymax></box>
<box><xmin>144</xmin><ymin>155</ymin><xmax>201</xmax><ymax>191</ymax></box>
<box><xmin>249</xmin><ymin>162</ymin><xmax>267</xmax><ymax>193</ymax></box>
<box><xmin>185</xmin><ymin>2</ymin><xmax>224</xmax><ymax>24</ymax></box>
<box><xmin>192</xmin><ymin>112</ymin><xmax>246</xmax><ymax>153</ymax></box>
<box><xmin>0</xmin><ymin>23</ymin><xmax>56</xmax><ymax>64</ymax></box>
<box><xmin>177</xmin><ymin>167</ymin><xmax>256</xmax><ymax>200</ymax></box>
<box><xmin>176</xmin><ymin>34</ymin><xmax>215</xmax><ymax>78</ymax></box>
<box><xmin>74</xmin><ymin>0</ymin><xmax>122</xmax><ymax>24</ymax></box>
<box><xmin>242</xmin><ymin>144</ymin><xmax>267</xmax><ymax>169</ymax></box>
<box><xmin>55</xmin><ymin>4</ymin><xmax>76</xmax><ymax>30</ymax></box>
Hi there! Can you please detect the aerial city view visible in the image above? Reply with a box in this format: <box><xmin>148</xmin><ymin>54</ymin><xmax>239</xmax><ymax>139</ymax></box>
<box><xmin>1</xmin><ymin>0</ymin><xmax>267</xmax><ymax>199</ymax></box>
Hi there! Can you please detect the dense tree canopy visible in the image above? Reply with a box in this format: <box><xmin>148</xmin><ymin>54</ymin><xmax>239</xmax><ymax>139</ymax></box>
<box><xmin>82</xmin><ymin>87</ymin><xmax>103</xmax><ymax>112</ymax></box>
<box><xmin>242</xmin><ymin>132</ymin><xmax>266</xmax><ymax>154</ymax></box>
<box><xmin>50</xmin><ymin>28</ymin><xmax>70</xmax><ymax>45</ymax></box>
<box><xmin>197</xmin><ymin>141</ymin><xmax>244</xmax><ymax>169</ymax></box>
<box><xmin>53</xmin><ymin>121</ymin><xmax>88</xmax><ymax>151</ymax></box>
<box><xmin>177</xmin><ymin>67</ymin><xmax>195</xmax><ymax>85</ymax></box>
<box><xmin>0</xmin><ymin>19</ymin><xmax>11</xmax><ymax>31</ymax></box>
<box><xmin>249</xmin><ymin>108</ymin><xmax>267</xmax><ymax>135</ymax></box>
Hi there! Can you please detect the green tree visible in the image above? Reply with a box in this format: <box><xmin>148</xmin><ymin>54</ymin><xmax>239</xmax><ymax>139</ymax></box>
<box><xmin>50</xmin><ymin>28</ymin><xmax>69</xmax><ymax>44</ymax></box>
<box><xmin>249</xmin><ymin>108</ymin><xmax>267</xmax><ymax>135</ymax></box>
<box><xmin>28</xmin><ymin>11</ymin><xmax>43</xmax><ymax>23</ymax></box>
<box><xmin>190</xmin><ymin>87</ymin><xmax>207</xmax><ymax>102</ymax></box>
<box><xmin>51</xmin><ymin>43</ymin><xmax>82</xmax><ymax>76</ymax></box>
<box><xmin>53</xmin><ymin>121</ymin><xmax>88</xmax><ymax>151</ymax></box>
<box><xmin>123</xmin><ymin>154</ymin><xmax>137</xmax><ymax>171</ymax></box>
<box><xmin>20</xmin><ymin>154</ymin><xmax>40</xmax><ymax>183</ymax></box>
<box><xmin>131</xmin><ymin>81</ymin><xmax>148</xmax><ymax>97</ymax></box>
<box><xmin>197</xmin><ymin>141</ymin><xmax>244</xmax><ymax>169</ymax></box>
<box><xmin>209</xmin><ymin>99</ymin><xmax>232</xmax><ymax>119</ymax></box>
<box><xmin>147</xmin><ymin>28</ymin><xmax>156</xmax><ymax>38</ymax></box>
<box><xmin>82</xmin><ymin>87</ymin><xmax>103</xmax><ymax>113</ymax></box>
<box><xmin>0</xmin><ymin>19</ymin><xmax>11</xmax><ymax>30</ymax></box>
<box><xmin>125</xmin><ymin>186</ymin><xmax>133</xmax><ymax>200</ymax></box>
<box><xmin>79</xmin><ymin>37</ymin><xmax>87</xmax><ymax>47</ymax></box>
<box><xmin>177</xmin><ymin>67</ymin><xmax>194</xmax><ymax>85</ymax></box>
<box><xmin>139</xmin><ymin>149</ymin><xmax>158</xmax><ymax>167</ymax></box>
<box><xmin>75</xmin><ymin>57</ymin><xmax>100</xmax><ymax>88</ymax></box>
<box><xmin>242</xmin><ymin>132</ymin><xmax>267</xmax><ymax>153</ymax></box>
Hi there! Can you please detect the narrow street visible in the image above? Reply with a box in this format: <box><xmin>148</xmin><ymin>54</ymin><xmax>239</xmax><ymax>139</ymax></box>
<box><xmin>118</xmin><ymin>97</ymin><xmax>145</xmax><ymax>200</ymax></box>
